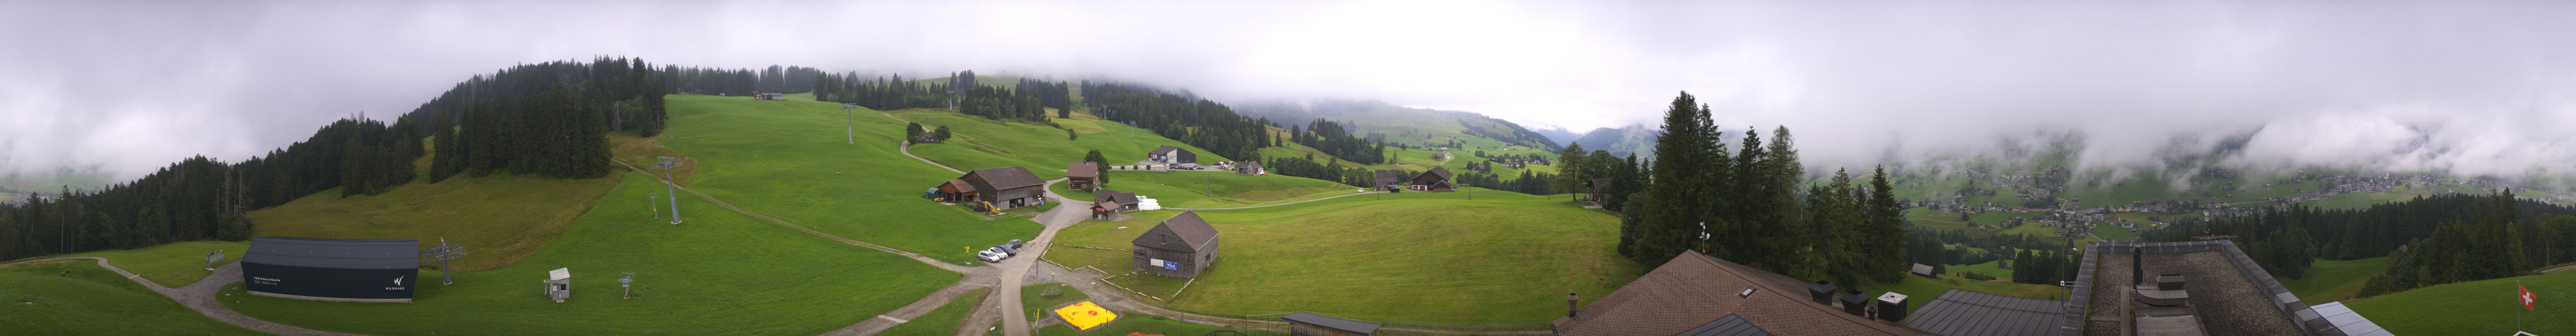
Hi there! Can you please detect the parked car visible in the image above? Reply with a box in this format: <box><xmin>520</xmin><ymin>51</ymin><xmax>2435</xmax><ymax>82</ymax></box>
<box><xmin>1006</xmin><ymin>239</ymin><xmax>1025</xmax><ymax>250</ymax></box>
<box><xmin>977</xmin><ymin>248</ymin><xmax>1012</xmax><ymax>262</ymax></box>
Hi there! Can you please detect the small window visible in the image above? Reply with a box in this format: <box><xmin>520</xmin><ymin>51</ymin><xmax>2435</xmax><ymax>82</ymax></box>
<box><xmin>1738</xmin><ymin>287</ymin><xmax>1756</xmax><ymax>298</ymax></box>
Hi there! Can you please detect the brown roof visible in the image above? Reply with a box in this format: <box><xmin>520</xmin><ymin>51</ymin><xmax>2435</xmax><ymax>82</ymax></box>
<box><xmin>1423</xmin><ymin>166</ymin><xmax>1454</xmax><ymax>180</ymax></box>
<box><xmin>1066</xmin><ymin>161</ymin><xmax>1100</xmax><ymax>178</ymax></box>
<box><xmin>942</xmin><ymin>179</ymin><xmax>977</xmax><ymax>193</ymax></box>
<box><xmin>1094</xmin><ymin>189</ymin><xmax>1139</xmax><ymax>205</ymax></box>
<box><xmin>1134</xmin><ymin>210</ymin><xmax>1218</xmax><ymax>252</ymax></box>
<box><xmin>962</xmin><ymin>166</ymin><xmax>1045</xmax><ymax>191</ymax></box>
<box><xmin>1234</xmin><ymin>161</ymin><xmax>1261</xmax><ymax>170</ymax></box>
<box><xmin>1553</xmin><ymin>250</ymin><xmax>1930</xmax><ymax>336</ymax></box>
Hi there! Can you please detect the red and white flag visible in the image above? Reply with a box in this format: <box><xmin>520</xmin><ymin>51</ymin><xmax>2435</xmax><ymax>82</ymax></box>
<box><xmin>2522</xmin><ymin>284</ymin><xmax>2538</xmax><ymax>311</ymax></box>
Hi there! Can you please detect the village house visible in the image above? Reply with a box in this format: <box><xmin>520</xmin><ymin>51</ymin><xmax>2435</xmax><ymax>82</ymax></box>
<box><xmin>1373</xmin><ymin>169</ymin><xmax>1405</xmax><ymax>192</ymax></box>
<box><xmin>1066</xmin><ymin>161</ymin><xmax>1101</xmax><ymax>191</ymax></box>
<box><xmin>1232</xmin><ymin>160</ymin><xmax>1263</xmax><ymax>176</ymax></box>
<box><xmin>1133</xmin><ymin>210</ymin><xmax>1220</xmax><ymax>278</ymax></box>
<box><xmin>942</xmin><ymin>166</ymin><xmax>1046</xmax><ymax>209</ymax></box>
<box><xmin>1587</xmin><ymin>178</ymin><xmax>1611</xmax><ymax>204</ymax></box>
<box><xmin>1147</xmin><ymin>145</ymin><xmax>1198</xmax><ymax>166</ymax></box>
<box><xmin>1092</xmin><ymin>189</ymin><xmax>1140</xmax><ymax>219</ymax></box>
<box><xmin>1409</xmin><ymin>167</ymin><xmax>1456</xmax><ymax>192</ymax></box>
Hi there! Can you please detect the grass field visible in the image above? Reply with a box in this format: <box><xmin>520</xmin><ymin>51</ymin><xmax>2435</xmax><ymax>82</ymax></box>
<box><xmin>1043</xmin><ymin>188</ymin><xmax>1640</xmax><ymax>323</ymax></box>
<box><xmin>57</xmin><ymin>240</ymin><xmax>249</xmax><ymax>287</ymax></box>
<box><xmin>893</xmin><ymin>108</ymin><xmax>1232</xmax><ymax>180</ymax></box>
<box><xmin>222</xmin><ymin>173</ymin><xmax>960</xmax><ymax>336</ymax></box>
<box><xmin>2299</xmin><ymin>192</ymin><xmax>2427</xmax><ymax>210</ymax></box>
<box><xmin>2347</xmin><ymin>271</ymin><xmax>2576</xmax><ymax>335</ymax></box>
<box><xmin>1870</xmin><ymin>275</ymin><xmax>2071</xmax><ymax>311</ymax></box>
<box><xmin>249</xmin><ymin>151</ymin><xmax>627</xmax><ymax>271</ymax></box>
<box><xmin>0</xmin><ymin>261</ymin><xmax>267</xmax><ymax>336</ymax></box>
<box><xmin>1093</xmin><ymin>171</ymin><xmax>1349</xmax><ymax>208</ymax></box>
<box><xmin>879</xmin><ymin>288</ymin><xmax>991</xmax><ymax>336</ymax></box>
<box><xmin>1947</xmin><ymin>260</ymin><xmax>2014</xmax><ymax>281</ymax></box>
<box><xmin>2283</xmin><ymin>257</ymin><xmax>2390</xmax><ymax>303</ymax></box>
<box><xmin>660</xmin><ymin>95</ymin><xmax>1041</xmax><ymax>263</ymax></box>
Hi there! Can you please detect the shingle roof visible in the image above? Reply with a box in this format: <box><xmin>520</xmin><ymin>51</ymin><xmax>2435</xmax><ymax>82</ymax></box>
<box><xmin>1134</xmin><ymin>210</ymin><xmax>1218</xmax><ymax>252</ymax></box>
<box><xmin>1280</xmin><ymin>312</ymin><xmax>1380</xmax><ymax>335</ymax></box>
<box><xmin>963</xmin><ymin>166</ymin><xmax>1045</xmax><ymax>190</ymax></box>
<box><xmin>1066</xmin><ymin>161</ymin><xmax>1099</xmax><ymax>178</ymax></box>
<box><xmin>1903</xmin><ymin>289</ymin><xmax>2065</xmax><ymax>336</ymax></box>
<box><xmin>243</xmin><ymin>237</ymin><xmax>420</xmax><ymax>269</ymax></box>
<box><xmin>1553</xmin><ymin>250</ymin><xmax>1930</xmax><ymax>336</ymax></box>
<box><xmin>1676</xmin><ymin>314</ymin><xmax>1776</xmax><ymax>336</ymax></box>
<box><xmin>1424</xmin><ymin>166</ymin><xmax>1453</xmax><ymax>180</ymax></box>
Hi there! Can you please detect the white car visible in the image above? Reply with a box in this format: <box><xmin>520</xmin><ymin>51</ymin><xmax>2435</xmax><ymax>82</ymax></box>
<box><xmin>977</xmin><ymin>248</ymin><xmax>1011</xmax><ymax>263</ymax></box>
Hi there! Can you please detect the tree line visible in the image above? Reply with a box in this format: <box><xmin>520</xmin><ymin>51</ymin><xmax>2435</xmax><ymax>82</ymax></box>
<box><xmin>1080</xmin><ymin>82</ymin><xmax>1268</xmax><ymax>164</ymax></box>
<box><xmin>2143</xmin><ymin>192</ymin><xmax>2576</xmax><ymax>283</ymax></box>
<box><xmin>811</xmin><ymin>72</ymin><xmax>957</xmax><ymax>111</ymax></box>
<box><xmin>1603</xmin><ymin>92</ymin><xmax>1911</xmax><ymax>287</ymax></box>
<box><xmin>0</xmin><ymin>56</ymin><xmax>670</xmax><ymax>261</ymax></box>
<box><xmin>1285</xmin><ymin>120</ymin><xmax>1388</xmax><ymax>165</ymax></box>
<box><xmin>663</xmin><ymin>65</ymin><xmax>821</xmax><ymax>96</ymax></box>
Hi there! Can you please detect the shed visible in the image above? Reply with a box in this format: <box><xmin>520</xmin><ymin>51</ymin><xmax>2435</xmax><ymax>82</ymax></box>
<box><xmin>935</xmin><ymin>179</ymin><xmax>978</xmax><ymax>202</ymax></box>
<box><xmin>1373</xmin><ymin>170</ymin><xmax>1405</xmax><ymax>192</ymax></box>
<box><xmin>240</xmin><ymin>237</ymin><xmax>420</xmax><ymax>303</ymax></box>
<box><xmin>1282</xmin><ymin>312</ymin><xmax>1381</xmax><ymax>336</ymax></box>
<box><xmin>1410</xmin><ymin>167</ymin><xmax>1456</xmax><ymax>192</ymax></box>
<box><xmin>1233</xmin><ymin>160</ymin><xmax>1264</xmax><ymax>176</ymax></box>
<box><xmin>1147</xmin><ymin>145</ymin><xmax>1197</xmax><ymax>165</ymax></box>
<box><xmin>1094</xmin><ymin>189</ymin><xmax>1140</xmax><ymax>213</ymax></box>
<box><xmin>954</xmin><ymin>166</ymin><xmax>1046</xmax><ymax>209</ymax></box>
<box><xmin>1911</xmin><ymin>263</ymin><xmax>1935</xmax><ymax>278</ymax></box>
<box><xmin>1066</xmin><ymin>161</ymin><xmax>1101</xmax><ymax>191</ymax></box>
<box><xmin>542</xmin><ymin>267</ymin><xmax>571</xmax><ymax>302</ymax></box>
<box><xmin>1132</xmin><ymin>210</ymin><xmax>1220</xmax><ymax>278</ymax></box>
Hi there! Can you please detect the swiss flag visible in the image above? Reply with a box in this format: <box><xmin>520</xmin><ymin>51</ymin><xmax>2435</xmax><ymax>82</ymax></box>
<box><xmin>2522</xmin><ymin>285</ymin><xmax>2538</xmax><ymax>311</ymax></box>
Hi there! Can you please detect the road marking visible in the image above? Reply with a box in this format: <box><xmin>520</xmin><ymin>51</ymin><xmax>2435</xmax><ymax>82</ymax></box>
<box><xmin>877</xmin><ymin>315</ymin><xmax>910</xmax><ymax>324</ymax></box>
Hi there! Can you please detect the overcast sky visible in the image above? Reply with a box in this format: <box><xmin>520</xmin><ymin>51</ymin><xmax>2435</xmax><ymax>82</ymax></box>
<box><xmin>3</xmin><ymin>1</ymin><xmax>2571</xmax><ymax>182</ymax></box>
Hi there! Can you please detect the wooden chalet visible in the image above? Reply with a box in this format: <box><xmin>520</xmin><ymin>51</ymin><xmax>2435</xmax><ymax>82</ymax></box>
<box><xmin>1133</xmin><ymin>210</ymin><xmax>1220</xmax><ymax>278</ymax></box>
<box><xmin>1066</xmin><ymin>161</ymin><xmax>1101</xmax><ymax>191</ymax></box>
<box><xmin>1587</xmin><ymin>178</ymin><xmax>1612</xmax><ymax>204</ymax></box>
<box><xmin>1372</xmin><ymin>170</ymin><xmax>1405</xmax><ymax>192</ymax></box>
<box><xmin>1092</xmin><ymin>189</ymin><xmax>1140</xmax><ymax>219</ymax></box>
<box><xmin>1233</xmin><ymin>161</ymin><xmax>1264</xmax><ymax>176</ymax></box>
<box><xmin>1148</xmin><ymin>145</ymin><xmax>1198</xmax><ymax>165</ymax></box>
<box><xmin>1409</xmin><ymin>167</ymin><xmax>1456</xmax><ymax>192</ymax></box>
<box><xmin>948</xmin><ymin>166</ymin><xmax>1046</xmax><ymax>209</ymax></box>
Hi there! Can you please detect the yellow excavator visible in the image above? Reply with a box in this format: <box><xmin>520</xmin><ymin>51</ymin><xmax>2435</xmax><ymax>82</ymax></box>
<box><xmin>977</xmin><ymin>201</ymin><xmax>1003</xmax><ymax>215</ymax></box>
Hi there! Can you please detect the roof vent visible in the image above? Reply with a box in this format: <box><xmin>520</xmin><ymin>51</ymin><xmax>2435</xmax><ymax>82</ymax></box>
<box><xmin>1838</xmin><ymin>289</ymin><xmax>1868</xmax><ymax>316</ymax></box>
<box><xmin>1808</xmin><ymin>280</ymin><xmax>1837</xmax><ymax>304</ymax></box>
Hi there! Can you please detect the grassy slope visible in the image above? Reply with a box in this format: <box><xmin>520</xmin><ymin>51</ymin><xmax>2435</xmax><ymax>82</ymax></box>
<box><xmin>2348</xmin><ymin>271</ymin><xmax>2575</xmax><ymax>335</ymax></box>
<box><xmin>58</xmin><ymin>240</ymin><xmax>249</xmax><ymax>287</ymax></box>
<box><xmin>2283</xmin><ymin>257</ymin><xmax>2390</xmax><ymax>304</ymax></box>
<box><xmin>248</xmin><ymin>154</ymin><xmax>625</xmax><ymax>272</ymax></box>
<box><xmin>896</xmin><ymin>108</ymin><xmax>1230</xmax><ymax>181</ymax></box>
<box><xmin>223</xmin><ymin>173</ymin><xmax>958</xmax><ymax>336</ymax></box>
<box><xmin>660</xmin><ymin>95</ymin><xmax>1040</xmax><ymax>263</ymax></box>
<box><xmin>1094</xmin><ymin>171</ymin><xmax>1348</xmax><ymax>208</ymax></box>
<box><xmin>1044</xmin><ymin>188</ymin><xmax>1640</xmax><ymax>323</ymax></box>
<box><xmin>0</xmin><ymin>261</ymin><xmax>267</xmax><ymax>336</ymax></box>
<box><xmin>879</xmin><ymin>288</ymin><xmax>991</xmax><ymax>336</ymax></box>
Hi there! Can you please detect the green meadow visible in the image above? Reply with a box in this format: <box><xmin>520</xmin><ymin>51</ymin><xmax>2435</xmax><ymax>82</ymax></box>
<box><xmin>1043</xmin><ymin>188</ymin><xmax>1639</xmax><ymax>323</ymax></box>
<box><xmin>222</xmin><ymin>173</ymin><xmax>959</xmax><ymax>336</ymax></box>
<box><xmin>2348</xmin><ymin>271</ymin><xmax>2576</xmax><ymax>335</ymax></box>
<box><xmin>0</xmin><ymin>261</ymin><xmax>266</xmax><ymax>336</ymax></box>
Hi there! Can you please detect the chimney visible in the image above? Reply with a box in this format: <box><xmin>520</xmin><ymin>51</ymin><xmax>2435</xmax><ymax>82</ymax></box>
<box><xmin>1566</xmin><ymin>293</ymin><xmax>1580</xmax><ymax>318</ymax></box>
<box><xmin>1808</xmin><ymin>280</ymin><xmax>1837</xmax><ymax>305</ymax></box>
<box><xmin>2132</xmin><ymin>247</ymin><xmax>2145</xmax><ymax>286</ymax></box>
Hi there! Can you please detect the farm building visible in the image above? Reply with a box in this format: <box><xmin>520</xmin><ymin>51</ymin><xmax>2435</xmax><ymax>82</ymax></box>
<box><xmin>241</xmin><ymin>237</ymin><xmax>421</xmax><ymax>303</ymax></box>
<box><xmin>946</xmin><ymin>166</ymin><xmax>1047</xmax><ymax>209</ymax></box>
<box><xmin>933</xmin><ymin>179</ymin><xmax>977</xmax><ymax>202</ymax></box>
<box><xmin>752</xmin><ymin>92</ymin><xmax>785</xmax><ymax>100</ymax></box>
<box><xmin>1066</xmin><ymin>161</ymin><xmax>1101</xmax><ymax>191</ymax></box>
<box><xmin>1282</xmin><ymin>312</ymin><xmax>1381</xmax><ymax>336</ymax></box>
<box><xmin>1911</xmin><ymin>263</ymin><xmax>1935</xmax><ymax>278</ymax></box>
<box><xmin>1552</xmin><ymin>250</ymin><xmax>1929</xmax><ymax>336</ymax></box>
<box><xmin>1408</xmin><ymin>167</ymin><xmax>1455</xmax><ymax>192</ymax></box>
<box><xmin>1092</xmin><ymin>189</ymin><xmax>1140</xmax><ymax>219</ymax></box>
<box><xmin>1587</xmin><ymin>178</ymin><xmax>1611</xmax><ymax>204</ymax></box>
<box><xmin>1132</xmin><ymin>210</ymin><xmax>1220</xmax><ymax>278</ymax></box>
<box><xmin>1373</xmin><ymin>170</ymin><xmax>1405</xmax><ymax>192</ymax></box>
<box><xmin>1233</xmin><ymin>160</ymin><xmax>1264</xmax><ymax>176</ymax></box>
<box><xmin>1147</xmin><ymin>145</ymin><xmax>1198</xmax><ymax>166</ymax></box>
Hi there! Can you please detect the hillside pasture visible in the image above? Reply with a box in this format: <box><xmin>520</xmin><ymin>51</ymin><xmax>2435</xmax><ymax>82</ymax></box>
<box><xmin>57</xmin><ymin>240</ymin><xmax>249</xmax><ymax>287</ymax></box>
<box><xmin>1043</xmin><ymin>188</ymin><xmax>1638</xmax><ymax>324</ymax></box>
<box><xmin>2348</xmin><ymin>271</ymin><xmax>2575</xmax><ymax>335</ymax></box>
<box><xmin>223</xmin><ymin>173</ymin><xmax>959</xmax><ymax>336</ymax></box>
<box><xmin>0</xmin><ymin>261</ymin><xmax>267</xmax><ymax>336</ymax></box>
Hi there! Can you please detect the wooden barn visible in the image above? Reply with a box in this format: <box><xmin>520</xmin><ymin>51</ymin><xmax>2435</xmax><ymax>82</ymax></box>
<box><xmin>1587</xmin><ymin>178</ymin><xmax>1611</xmax><ymax>204</ymax></box>
<box><xmin>1092</xmin><ymin>189</ymin><xmax>1140</xmax><ymax>219</ymax></box>
<box><xmin>949</xmin><ymin>166</ymin><xmax>1046</xmax><ymax>209</ymax></box>
<box><xmin>1066</xmin><ymin>161</ymin><xmax>1101</xmax><ymax>191</ymax></box>
<box><xmin>1132</xmin><ymin>210</ymin><xmax>1220</xmax><ymax>278</ymax></box>
<box><xmin>1282</xmin><ymin>312</ymin><xmax>1381</xmax><ymax>336</ymax></box>
<box><xmin>1408</xmin><ymin>167</ymin><xmax>1456</xmax><ymax>192</ymax></box>
<box><xmin>1147</xmin><ymin>145</ymin><xmax>1197</xmax><ymax>165</ymax></box>
<box><xmin>1232</xmin><ymin>161</ymin><xmax>1264</xmax><ymax>176</ymax></box>
<box><xmin>934</xmin><ymin>179</ymin><xmax>977</xmax><ymax>202</ymax></box>
<box><xmin>1373</xmin><ymin>169</ymin><xmax>1405</xmax><ymax>192</ymax></box>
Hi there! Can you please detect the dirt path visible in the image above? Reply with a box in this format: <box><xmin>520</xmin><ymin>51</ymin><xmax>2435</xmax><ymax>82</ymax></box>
<box><xmin>991</xmin><ymin>178</ymin><xmax>1094</xmax><ymax>336</ymax></box>
<box><xmin>821</xmin><ymin>275</ymin><xmax>1000</xmax><ymax>336</ymax></box>
<box><xmin>1</xmin><ymin>257</ymin><xmax>371</xmax><ymax>336</ymax></box>
<box><xmin>1167</xmin><ymin>191</ymin><xmax>1385</xmax><ymax>210</ymax></box>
